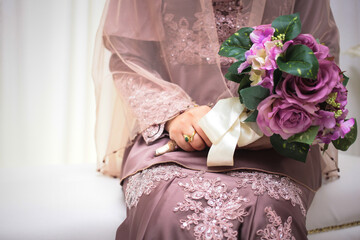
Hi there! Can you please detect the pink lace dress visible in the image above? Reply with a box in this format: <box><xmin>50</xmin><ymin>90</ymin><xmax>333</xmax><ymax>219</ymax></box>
<box><xmin>111</xmin><ymin>0</ymin><xmax>339</xmax><ymax>239</ymax></box>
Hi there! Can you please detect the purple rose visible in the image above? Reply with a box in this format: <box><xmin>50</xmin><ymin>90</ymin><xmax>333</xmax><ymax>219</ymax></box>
<box><xmin>276</xmin><ymin>59</ymin><xmax>340</xmax><ymax>104</ymax></box>
<box><xmin>293</xmin><ymin>34</ymin><xmax>330</xmax><ymax>60</ymax></box>
<box><xmin>257</xmin><ymin>95</ymin><xmax>315</xmax><ymax>139</ymax></box>
<box><xmin>250</xmin><ymin>24</ymin><xmax>275</xmax><ymax>44</ymax></box>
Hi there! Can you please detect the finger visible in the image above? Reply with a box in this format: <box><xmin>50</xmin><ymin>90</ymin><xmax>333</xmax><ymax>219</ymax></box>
<box><xmin>192</xmin><ymin>122</ymin><xmax>212</xmax><ymax>147</ymax></box>
<box><xmin>189</xmin><ymin>132</ymin><xmax>206</xmax><ymax>151</ymax></box>
<box><xmin>174</xmin><ymin>132</ymin><xmax>195</xmax><ymax>152</ymax></box>
<box><xmin>169</xmin><ymin>129</ymin><xmax>195</xmax><ymax>152</ymax></box>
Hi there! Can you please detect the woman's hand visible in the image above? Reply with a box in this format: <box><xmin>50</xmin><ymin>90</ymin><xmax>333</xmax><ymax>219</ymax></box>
<box><xmin>165</xmin><ymin>106</ymin><xmax>212</xmax><ymax>152</ymax></box>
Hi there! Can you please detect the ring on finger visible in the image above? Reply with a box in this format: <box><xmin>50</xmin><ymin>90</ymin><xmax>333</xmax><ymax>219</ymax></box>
<box><xmin>183</xmin><ymin>130</ymin><xmax>196</xmax><ymax>143</ymax></box>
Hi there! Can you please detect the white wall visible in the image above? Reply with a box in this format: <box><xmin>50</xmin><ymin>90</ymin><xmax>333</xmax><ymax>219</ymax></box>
<box><xmin>0</xmin><ymin>0</ymin><xmax>106</xmax><ymax>167</ymax></box>
<box><xmin>330</xmin><ymin>0</ymin><xmax>360</xmax><ymax>156</ymax></box>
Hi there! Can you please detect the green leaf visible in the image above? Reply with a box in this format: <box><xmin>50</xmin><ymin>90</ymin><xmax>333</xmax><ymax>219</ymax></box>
<box><xmin>227</xmin><ymin>61</ymin><xmax>242</xmax><ymax>74</ymax></box>
<box><xmin>332</xmin><ymin>119</ymin><xmax>357</xmax><ymax>151</ymax></box>
<box><xmin>271</xmin><ymin>13</ymin><xmax>301</xmax><ymax>41</ymax></box>
<box><xmin>225</xmin><ymin>66</ymin><xmax>251</xmax><ymax>84</ymax></box>
<box><xmin>322</xmin><ymin>143</ymin><xmax>329</xmax><ymax>154</ymax></box>
<box><xmin>270</xmin><ymin>134</ymin><xmax>310</xmax><ymax>162</ymax></box>
<box><xmin>342</xmin><ymin>73</ymin><xmax>349</xmax><ymax>87</ymax></box>
<box><xmin>277</xmin><ymin>44</ymin><xmax>319</xmax><ymax>79</ymax></box>
<box><xmin>225</xmin><ymin>72</ymin><xmax>243</xmax><ymax>83</ymax></box>
<box><xmin>218</xmin><ymin>27</ymin><xmax>254</xmax><ymax>61</ymax></box>
<box><xmin>287</xmin><ymin>126</ymin><xmax>320</xmax><ymax>145</ymax></box>
<box><xmin>237</xmin><ymin>75</ymin><xmax>252</xmax><ymax>104</ymax></box>
<box><xmin>244</xmin><ymin>110</ymin><xmax>258</xmax><ymax>122</ymax></box>
<box><xmin>238</xmin><ymin>74</ymin><xmax>251</xmax><ymax>90</ymax></box>
<box><xmin>272</xmin><ymin>69</ymin><xmax>283</xmax><ymax>94</ymax></box>
<box><xmin>239</xmin><ymin>85</ymin><xmax>270</xmax><ymax>110</ymax></box>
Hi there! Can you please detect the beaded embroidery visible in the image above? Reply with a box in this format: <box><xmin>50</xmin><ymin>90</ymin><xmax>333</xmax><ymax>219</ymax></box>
<box><xmin>163</xmin><ymin>0</ymin><xmax>250</xmax><ymax>66</ymax></box>
<box><xmin>125</xmin><ymin>164</ymin><xmax>188</xmax><ymax>208</ymax></box>
<box><xmin>174</xmin><ymin>171</ymin><xmax>250</xmax><ymax>240</ymax></box>
<box><xmin>228</xmin><ymin>172</ymin><xmax>306</xmax><ymax>216</ymax></box>
<box><xmin>256</xmin><ymin>206</ymin><xmax>296</xmax><ymax>240</ymax></box>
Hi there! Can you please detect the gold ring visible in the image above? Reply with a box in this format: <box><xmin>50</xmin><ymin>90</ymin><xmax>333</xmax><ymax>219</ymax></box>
<box><xmin>184</xmin><ymin>131</ymin><xmax>196</xmax><ymax>143</ymax></box>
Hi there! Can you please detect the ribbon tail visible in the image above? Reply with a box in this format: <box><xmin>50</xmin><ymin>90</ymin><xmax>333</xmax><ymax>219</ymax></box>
<box><xmin>207</xmin><ymin>118</ymin><xmax>241</xmax><ymax>166</ymax></box>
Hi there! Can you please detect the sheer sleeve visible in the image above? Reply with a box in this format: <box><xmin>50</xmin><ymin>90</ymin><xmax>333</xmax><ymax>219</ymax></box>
<box><xmin>93</xmin><ymin>0</ymin><xmax>197</xmax><ymax>177</ymax></box>
<box><xmin>104</xmin><ymin>35</ymin><xmax>194</xmax><ymax>144</ymax></box>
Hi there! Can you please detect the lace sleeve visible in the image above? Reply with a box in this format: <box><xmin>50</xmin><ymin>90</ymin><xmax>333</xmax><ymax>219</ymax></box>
<box><xmin>106</xmin><ymin>35</ymin><xmax>194</xmax><ymax>144</ymax></box>
<box><xmin>112</xmin><ymin>71</ymin><xmax>194</xmax><ymax>144</ymax></box>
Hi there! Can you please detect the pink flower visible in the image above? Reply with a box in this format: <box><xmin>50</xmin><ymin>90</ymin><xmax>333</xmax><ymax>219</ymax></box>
<box><xmin>317</xmin><ymin>118</ymin><xmax>355</xmax><ymax>144</ymax></box>
<box><xmin>257</xmin><ymin>95</ymin><xmax>316</xmax><ymax>139</ymax></box>
<box><xmin>250</xmin><ymin>24</ymin><xmax>275</xmax><ymax>44</ymax></box>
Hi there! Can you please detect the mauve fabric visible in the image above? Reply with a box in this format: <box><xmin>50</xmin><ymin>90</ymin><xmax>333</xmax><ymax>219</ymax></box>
<box><xmin>121</xmin><ymin>135</ymin><xmax>322</xmax><ymax>192</ymax></box>
<box><xmin>116</xmin><ymin>167</ymin><xmax>315</xmax><ymax>239</ymax></box>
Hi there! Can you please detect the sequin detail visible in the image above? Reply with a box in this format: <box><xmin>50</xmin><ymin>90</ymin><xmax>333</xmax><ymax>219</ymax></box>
<box><xmin>174</xmin><ymin>172</ymin><xmax>250</xmax><ymax>240</ymax></box>
<box><xmin>228</xmin><ymin>172</ymin><xmax>306</xmax><ymax>216</ymax></box>
<box><xmin>256</xmin><ymin>206</ymin><xmax>296</xmax><ymax>240</ymax></box>
<box><xmin>125</xmin><ymin>165</ymin><xmax>188</xmax><ymax>208</ymax></box>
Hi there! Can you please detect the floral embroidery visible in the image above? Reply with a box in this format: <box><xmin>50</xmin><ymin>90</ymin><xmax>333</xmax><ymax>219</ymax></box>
<box><xmin>174</xmin><ymin>171</ymin><xmax>250</xmax><ymax>240</ymax></box>
<box><xmin>163</xmin><ymin>0</ymin><xmax>251</xmax><ymax>66</ymax></box>
<box><xmin>228</xmin><ymin>172</ymin><xmax>306</xmax><ymax>216</ymax></box>
<box><xmin>256</xmin><ymin>206</ymin><xmax>296</xmax><ymax>240</ymax></box>
<box><xmin>125</xmin><ymin>164</ymin><xmax>188</xmax><ymax>208</ymax></box>
<box><xmin>113</xmin><ymin>73</ymin><xmax>193</xmax><ymax>138</ymax></box>
<box><xmin>142</xmin><ymin>123</ymin><xmax>165</xmax><ymax>143</ymax></box>
<box><xmin>163</xmin><ymin>11</ymin><xmax>218</xmax><ymax>65</ymax></box>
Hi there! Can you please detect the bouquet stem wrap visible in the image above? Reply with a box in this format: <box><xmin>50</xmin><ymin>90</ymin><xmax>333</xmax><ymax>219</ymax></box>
<box><xmin>198</xmin><ymin>97</ymin><xmax>263</xmax><ymax>166</ymax></box>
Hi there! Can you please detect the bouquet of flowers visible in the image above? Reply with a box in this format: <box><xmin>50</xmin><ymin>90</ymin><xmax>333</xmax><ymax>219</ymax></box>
<box><xmin>211</xmin><ymin>13</ymin><xmax>357</xmax><ymax>162</ymax></box>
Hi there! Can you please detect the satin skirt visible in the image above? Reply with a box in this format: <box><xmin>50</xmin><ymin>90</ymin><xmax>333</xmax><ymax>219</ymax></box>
<box><xmin>116</xmin><ymin>164</ymin><xmax>315</xmax><ymax>240</ymax></box>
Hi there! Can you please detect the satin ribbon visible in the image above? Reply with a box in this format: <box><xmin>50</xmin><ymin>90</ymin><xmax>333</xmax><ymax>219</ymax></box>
<box><xmin>198</xmin><ymin>97</ymin><xmax>263</xmax><ymax>166</ymax></box>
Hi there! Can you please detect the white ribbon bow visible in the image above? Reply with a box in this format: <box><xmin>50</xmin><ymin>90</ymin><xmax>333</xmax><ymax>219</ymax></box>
<box><xmin>198</xmin><ymin>97</ymin><xmax>263</xmax><ymax>166</ymax></box>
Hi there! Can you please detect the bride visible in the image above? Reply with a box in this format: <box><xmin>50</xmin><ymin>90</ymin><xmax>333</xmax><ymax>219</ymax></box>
<box><xmin>93</xmin><ymin>0</ymin><xmax>339</xmax><ymax>239</ymax></box>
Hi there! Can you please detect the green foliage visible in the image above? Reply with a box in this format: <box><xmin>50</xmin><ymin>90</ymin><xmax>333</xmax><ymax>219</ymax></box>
<box><xmin>287</xmin><ymin>126</ymin><xmax>320</xmax><ymax>145</ymax></box>
<box><xmin>332</xmin><ymin>119</ymin><xmax>357</xmax><ymax>151</ymax></box>
<box><xmin>239</xmin><ymin>86</ymin><xmax>270</xmax><ymax>111</ymax></box>
<box><xmin>270</xmin><ymin>134</ymin><xmax>310</xmax><ymax>162</ymax></box>
<box><xmin>218</xmin><ymin>27</ymin><xmax>254</xmax><ymax>61</ymax></box>
<box><xmin>277</xmin><ymin>45</ymin><xmax>319</xmax><ymax>80</ymax></box>
<box><xmin>244</xmin><ymin>110</ymin><xmax>258</xmax><ymax>122</ymax></box>
<box><xmin>272</xmin><ymin>13</ymin><xmax>301</xmax><ymax>41</ymax></box>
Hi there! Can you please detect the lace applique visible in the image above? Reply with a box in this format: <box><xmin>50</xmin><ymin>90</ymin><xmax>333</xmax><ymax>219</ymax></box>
<box><xmin>114</xmin><ymin>74</ymin><xmax>193</xmax><ymax>134</ymax></box>
<box><xmin>142</xmin><ymin>123</ymin><xmax>165</xmax><ymax>144</ymax></box>
<box><xmin>228</xmin><ymin>172</ymin><xmax>306</xmax><ymax>216</ymax></box>
<box><xmin>125</xmin><ymin>164</ymin><xmax>188</xmax><ymax>208</ymax></box>
<box><xmin>174</xmin><ymin>171</ymin><xmax>250</xmax><ymax>240</ymax></box>
<box><xmin>256</xmin><ymin>206</ymin><xmax>296</xmax><ymax>240</ymax></box>
<box><xmin>163</xmin><ymin>12</ymin><xmax>218</xmax><ymax>65</ymax></box>
<box><xmin>163</xmin><ymin>1</ymin><xmax>251</xmax><ymax>66</ymax></box>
